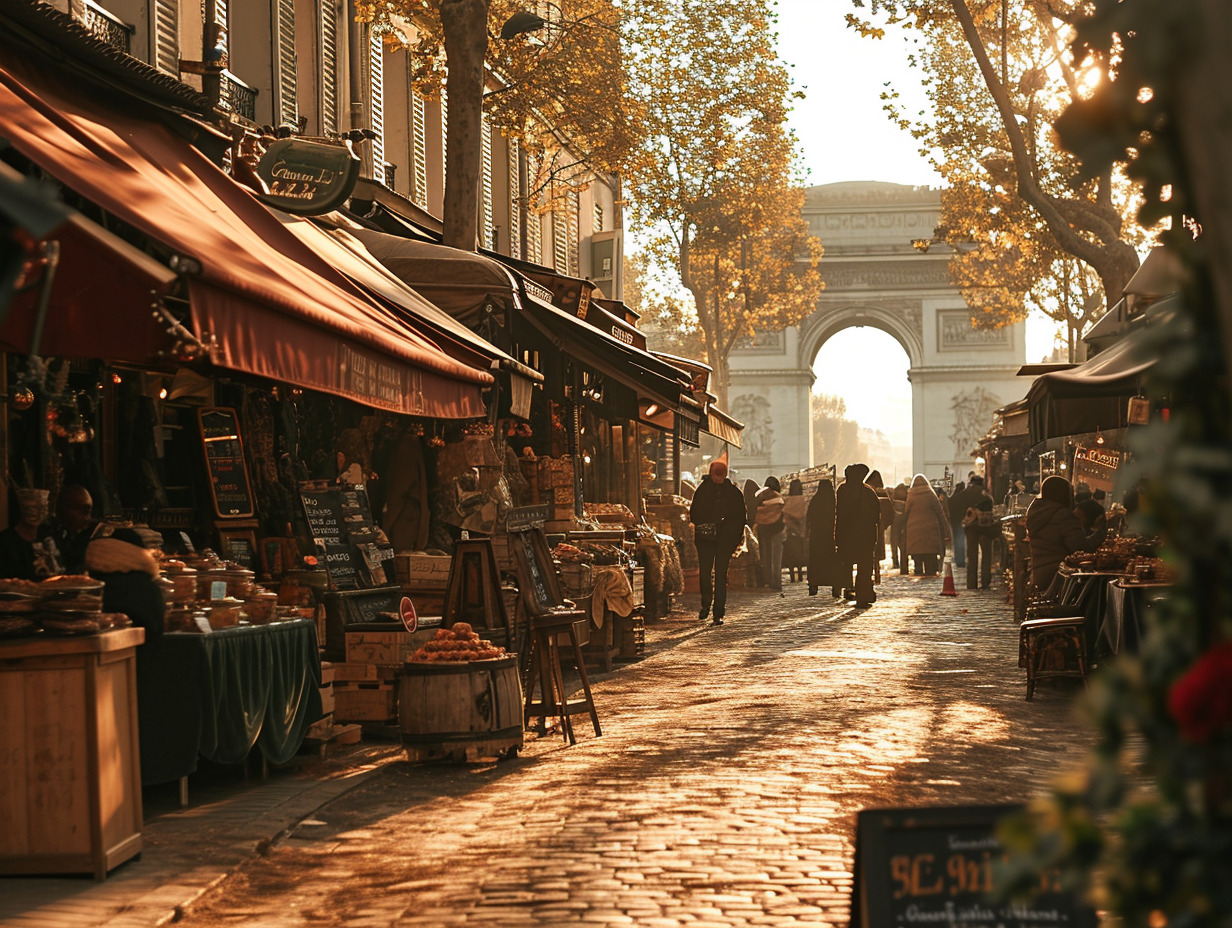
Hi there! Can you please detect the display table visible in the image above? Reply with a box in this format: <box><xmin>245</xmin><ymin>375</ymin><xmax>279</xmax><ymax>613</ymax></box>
<box><xmin>1099</xmin><ymin>579</ymin><xmax>1170</xmax><ymax>656</ymax></box>
<box><xmin>0</xmin><ymin>627</ymin><xmax>145</xmax><ymax>879</ymax></box>
<box><xmin>1051</xmin><ymin>569</ymin><xmax>1122</xmax><ymax>661</ymax></box>
<box><xmin>135</xmin><ymin>619</ymin><xmax>323</xmax><ymax>791</ymax></box>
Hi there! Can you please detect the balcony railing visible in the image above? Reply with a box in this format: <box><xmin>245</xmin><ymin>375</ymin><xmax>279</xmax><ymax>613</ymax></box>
<box><xmin>76</xmin><ymin>0</ymin><xmax>134</xmax><ymax>54</ymax></box>
<box><xmin>217</xmin><ymin>70</ymin><xmax>258</xmax><ymax>122</ymax></box>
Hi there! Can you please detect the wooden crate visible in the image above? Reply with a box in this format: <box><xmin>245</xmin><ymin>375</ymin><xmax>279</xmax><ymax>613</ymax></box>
<box><xmin>393</xmin><ymin>554</ymin><xmax>452</xmax><ymax>588</ymax></box>
<box><xmin>345</xmin><ymin>631</ymin><xmax>414</xmax><ymax>664</ymax></box>
<box><xmin>334</xmin><ymin>682</ymin><xmax>397</xmax><ymax>722</ymax></box>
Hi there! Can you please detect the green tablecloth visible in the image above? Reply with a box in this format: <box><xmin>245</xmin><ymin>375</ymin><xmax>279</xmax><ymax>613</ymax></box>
<box><xmin>136</xmin><ymin>619</ymin><xmax>323</xmax><ymax>785</ymax></box>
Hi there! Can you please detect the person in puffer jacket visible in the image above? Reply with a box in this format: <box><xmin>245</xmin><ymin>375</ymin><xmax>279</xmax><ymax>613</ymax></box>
<box><xmin>1025</xmin><ymin>475</ymin><xmax>1109</xmax><ymax>591</ymax></box>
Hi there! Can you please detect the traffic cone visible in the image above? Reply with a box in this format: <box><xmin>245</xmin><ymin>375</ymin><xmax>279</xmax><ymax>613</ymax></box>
<box><xmin>940</xmin><ymin>559</ymin><xmax>958</xmax><ymax>596</ymax></box>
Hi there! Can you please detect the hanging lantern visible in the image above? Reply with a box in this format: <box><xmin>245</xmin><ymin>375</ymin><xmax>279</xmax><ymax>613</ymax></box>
<box><xmin>9</xmin><ymin>385</ymin><xmax>34</xmax><ymax>411</ymax></box>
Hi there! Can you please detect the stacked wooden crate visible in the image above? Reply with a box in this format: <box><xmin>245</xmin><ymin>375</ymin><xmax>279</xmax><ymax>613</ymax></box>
<box><xmin>333</xmin><ymin>631</ymin><xmax>414</xmax><ymax>725</ymax></box>
<box><xmin>540</xmin><ymin>456</ymin><xmax>575</xmax><ymax>523</ymax></box>
<box><xmin>393</xmin><ymin>553</ymin><xmax>452</xmax><ymax>618</ymax></box>
<box><xmin>303</xmin><ymin>662</ymin><xmax>362</xmax><ymax>750</ymax></box>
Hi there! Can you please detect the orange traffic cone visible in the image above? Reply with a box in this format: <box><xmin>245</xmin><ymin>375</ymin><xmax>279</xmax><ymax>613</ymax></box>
<box><xmin>940</xmin><ymin>559</ymin><xmax>958</xmax><ymax>596</ymax></box>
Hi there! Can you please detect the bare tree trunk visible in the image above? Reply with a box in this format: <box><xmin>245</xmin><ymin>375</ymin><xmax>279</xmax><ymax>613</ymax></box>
<box><xmin>440</xmin><ymin>0</ymin><xmax>489</xmax><ymax>251</ymax></box>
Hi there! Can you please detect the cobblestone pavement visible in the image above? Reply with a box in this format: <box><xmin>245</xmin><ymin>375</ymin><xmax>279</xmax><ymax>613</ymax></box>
<box><xmin>167</xmin><ymin>569</ymin><xmax>1097</xmax><ymax>928</ymax></box>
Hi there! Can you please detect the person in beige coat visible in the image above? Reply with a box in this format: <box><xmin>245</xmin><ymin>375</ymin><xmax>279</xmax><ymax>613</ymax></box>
<box><xmin>902</xmin><ymin>474</ymin><xmax>951</xmax><ymax>576</ymax></box>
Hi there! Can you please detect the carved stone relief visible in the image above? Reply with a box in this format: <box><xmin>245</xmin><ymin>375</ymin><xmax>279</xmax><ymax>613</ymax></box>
<box><xmin>730</xmin><ymin>393</ymin><xmax>773</xmax><ymax>457</ymax></box>
<box><xmin>820</xmin><ymin>262</ymin><xmax>950</xmax><ymax>291</ymax></box>
<box><xmin>732</xmin><ymin>330</ymin><xmax>784</xmax><ymax>353</ymax></box>
<box><xmin>949</xmin><ymin>387</ymin><xmax>1004</xmax><ymax>458</ymax></box>
<box><xmin>937</xmin><ymin>309</ymin><xmax>1012</xmax><ymax>351</ymax></box>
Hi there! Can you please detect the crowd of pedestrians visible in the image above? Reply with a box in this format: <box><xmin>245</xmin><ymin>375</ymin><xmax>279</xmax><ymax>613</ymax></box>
<box><xmin>688</xmin><ymin>459</ymin><xmax>1064</xmax><ymax>618</ymax></box>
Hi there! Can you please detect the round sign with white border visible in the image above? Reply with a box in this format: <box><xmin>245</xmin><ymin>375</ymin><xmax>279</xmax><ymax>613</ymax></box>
<box><xmin>399</xmin><ymin>596</ymin><xmax>418</xmax><ymax>634</ymax></box>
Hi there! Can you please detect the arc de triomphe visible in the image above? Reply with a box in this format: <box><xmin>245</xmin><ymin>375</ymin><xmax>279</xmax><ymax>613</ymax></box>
<box><xmin>727</xmin><ymin>181</ymin><xmax>1027</xmax><ymax>485</ymax></box>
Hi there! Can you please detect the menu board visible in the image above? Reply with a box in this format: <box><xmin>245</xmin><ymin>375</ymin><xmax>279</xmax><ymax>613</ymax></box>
<box><xmin>852</xmin><ymin>805</ymin><xmax>1094</xmax><ymax>928</ymax></box>
<box><xmin>199</xmin><ymin>408</ymin><xmax>255</xmax><ymax>518</ymax></box>
<box><xmin>299</xmin><ymin>484</ymin><xmax>391</xmax><ymax>589</ymax></box>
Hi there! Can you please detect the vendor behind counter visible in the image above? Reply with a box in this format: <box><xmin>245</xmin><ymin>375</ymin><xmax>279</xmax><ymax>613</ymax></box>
<box><xmin>86</xmin><ymin>527</ymin><xmax>164</xmax><ymax>643</ymax></box>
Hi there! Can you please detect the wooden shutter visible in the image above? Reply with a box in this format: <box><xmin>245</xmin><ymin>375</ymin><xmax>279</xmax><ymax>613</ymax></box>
<box><xmin>480</xmin><ymin>114</ymin><xmax>493</xmax><ymax>250</ymax></box>
<box><xmin>526</xmin><ymin>149</ymin><xmax>542</xmax><ymax>264</ymax></box>
<box><xmin>593</xmin><ymin>201</ymin><xmax>604</xmax><ymax>233</ymax></box>
<box><xmin>566</xmin><ymin>189</ymin><xmax>580</xmax><ymax>275</ymax></box>
<box><xmin>320</xmin><ymin>0</ymin><xmax>339</xmax><ymax>135</ymax></box>
<box><xmin>411</xmin><ymin>90</ymin><xmax>427</xmax><ymax>207</ymax></box>
<box><xmin>367</xmin><ymin>27</ymin><xmax>385</xmax><ymax>184</ymax></box>
<box><xmin>275</xmin><ymin>0</ymin><xmax>297</xmax><ymax>126</ymax></box>
<box><xmin>552</xmin><ymin>203</ymin><xmax>568</xmax><ymax>273</ymax></box>
<box><xmin>507</xmin><ymin>137</ymin><xmax>522</xmax><ymax>261</ymax></box>
<box><xmin>152</xmin><ymin>0</ymin><xmax>179</xmax><ymax>75</ymax></box>
<box><xmin>214</xmin><ymin>0</ymin><xmax>229</xmax><ymax>59</ymax></box>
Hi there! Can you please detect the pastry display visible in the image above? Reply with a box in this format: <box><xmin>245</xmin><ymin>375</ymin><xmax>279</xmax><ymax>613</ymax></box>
<box><xmin>408</xmin><ymin>621</ymin><xmax>508</xmax><ymax>662</ymax></box>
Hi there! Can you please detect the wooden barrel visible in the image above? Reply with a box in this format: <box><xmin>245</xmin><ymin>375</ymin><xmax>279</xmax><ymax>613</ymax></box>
<box><xmin>398</xmin><ymin>656</ymin><xmax>523</xmax><ymax>761</ymax></box>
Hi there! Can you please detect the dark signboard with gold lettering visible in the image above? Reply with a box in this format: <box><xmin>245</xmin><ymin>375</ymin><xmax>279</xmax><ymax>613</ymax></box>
<box><xmin>256</xmin><ymin>138</ymin><xmax>360</xmax><ymax>215</ymax></box>
<box><xmin>199</xmin><ymin>408</ymin><xmax>255</xmax><ymax>519</ymax></box>
<box><xmin>852</xmin><ymin>805</ymin><xmax>1094</xmax><ymax>928</ymax></box>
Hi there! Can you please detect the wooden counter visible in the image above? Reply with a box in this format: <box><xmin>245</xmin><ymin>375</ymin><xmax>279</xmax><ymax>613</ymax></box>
<box><xmin>0</xmin><ymin>627</ymin><xmax>145</xmax><ymax>879</ymax></box>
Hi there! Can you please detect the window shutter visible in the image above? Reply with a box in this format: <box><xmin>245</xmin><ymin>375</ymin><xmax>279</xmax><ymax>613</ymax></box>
<box><xmin>320</xmin><ymin>1</ymin><xmax>339</xmax><ymax>135</ymax></box>
<box><xmin>366</xmin><ymin>27</ymin><xmax>385</xmax><ymax>184</ymax></box>
<box><xmin>214</xmin><ymin>0</ymin><xmax>229</xmax><ymax>59</ymax></box>
<box><xmin>152</xmin><ymin>0</ymin><xmax>179</xmax><ymax>75</ymax></box>
<box><xmin>507</xmin><ymin>137</ymin><xmax>522</xmax><ymax>261</ymax></box>
<box><xmin>276</xmin><ymin>0</ymin><xmax>297</xmax><ymax>126</ymax></box>
<box><xmin>593</xmin><ymin>202</ymin><xmax>604</xmax><ymax>233</ymax></box>
<box><xmin>566</xmin><ymin>189</ymin><xmax>580</xmax><ymax>275</ymax></box>
<box><xmin>411</xmin><ymin>90</ymin><xmax>427</xmax><ymax>207</ymax></box>
<box><xmin>526</xmin><ymin>150</ymin><xmax>542</xmax><ymax>264</ymax></box>
<box><xmin>552</xmin><ymin>203</ymin><xmax>568</xmax><ymax>273</ymax></box>
<box><xmin>480</xmin><ymin>115</ymin><xmax>493</xmax><ymax>250</ymax></box>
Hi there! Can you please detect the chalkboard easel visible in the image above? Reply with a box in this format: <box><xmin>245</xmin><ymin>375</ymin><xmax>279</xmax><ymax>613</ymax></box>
<box><xmin>852</xmin><ymin>805</ymin><xmax>1095</xmax><ymax>928</ymax></box>
<box><xmin>199</xmin><ymin>408</ymin><xmax>255</xmax><ymax>519</ymax></box>
<box><xmin>508</xmin><ymin>528</ymin><xmax>565</xmax><ymax>617</ymax></box>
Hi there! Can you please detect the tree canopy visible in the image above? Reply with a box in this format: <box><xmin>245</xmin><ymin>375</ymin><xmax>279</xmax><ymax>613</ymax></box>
<box><xmin>358</xmin><ymin>0</ymin><xmax>633</xmax><ymax>248</ymax></box>
<box><xmin>622</xmin><ymin>0</ymin><xmax>823</xmax><ymax>404</ymax></box>
<box><xmin>851</xmin><ymin>0</ymin><xmax>1145</xmax><ymax>338</ymax></box>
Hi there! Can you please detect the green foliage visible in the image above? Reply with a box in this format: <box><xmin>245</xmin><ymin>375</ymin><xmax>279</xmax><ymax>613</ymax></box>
<box><xmin>997</xmin><ymin>2</ymin><xmax>1232</xmax><ymax>925</ymax></box>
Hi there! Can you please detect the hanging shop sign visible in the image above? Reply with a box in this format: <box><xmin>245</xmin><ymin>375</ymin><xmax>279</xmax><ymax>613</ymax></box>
<box><xmin>199</xmin><ymin>407</ymin><xmax>255</xmax><ymax>519</ymax></box>
<box><xmin>1072</xmin><ymin>445</ymin><xmax>1123</xmax><ymax>495</ymax></box>
<box><xmin>851</xmin><ymin>805</ymin><xmax>1095</xmax><ymax>928</ymax></box>
<box><xmin>256</xmin><ymin>138</ymin><xmax>361</xmax><ymax>215</ymax></box>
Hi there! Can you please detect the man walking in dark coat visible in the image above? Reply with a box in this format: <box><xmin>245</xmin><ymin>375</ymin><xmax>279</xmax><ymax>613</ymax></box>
<box><xmin>835</xmin><ymin>463</ymin><xmax>881</xmax><ymax>608</ymax></box>
<box><xmin>689</xmin><ymin>460</ymin><xmax>748</xmax><ymax>625</ymax></box>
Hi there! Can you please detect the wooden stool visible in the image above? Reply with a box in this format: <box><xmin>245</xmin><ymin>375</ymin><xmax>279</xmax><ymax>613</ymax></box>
<box><xmin>1020</xmin><ymin>616</ymin><xmax>1088</xmax><ymax>700</ymax></box>
<box><xmin>523</xmin><ymin>608</ymin><xmax>602</xmax><ymax>744</ymax></box>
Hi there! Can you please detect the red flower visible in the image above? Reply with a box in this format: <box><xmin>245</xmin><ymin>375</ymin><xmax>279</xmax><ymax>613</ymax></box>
<box><xmin>1168</xmin><ymin>642</ymin><xmax>1232</xmax><ymax>743</ymax></box>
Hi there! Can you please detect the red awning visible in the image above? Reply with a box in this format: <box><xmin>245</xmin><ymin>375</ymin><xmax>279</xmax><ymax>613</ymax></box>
<box><xmin>0</xmin><ymin>45</ymin><xmax>491</xmax><ymax>419</ymax></box>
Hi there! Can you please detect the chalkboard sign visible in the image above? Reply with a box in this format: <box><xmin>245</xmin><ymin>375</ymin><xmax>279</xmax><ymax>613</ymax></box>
<box><xmin>320</xmin><ymin>541</ymin><xmax>362</xmax><ymax>589</ymax></box>
<box><xmin>852</xmin><ymin>805</ymin><xmax>1095</xmax><ymax>928</ymax></box>
<box><xmin>509</xmin><ymin>528</ymin><xmax>563</xmax><ymax>615</ymax></box>
<box><xmin>322</xmin><ymin>586</ymin><xmax>404</xmax><ymax>658</ymax></box>
<box><xmin>199</xmin><ymin>408</ymin><xmax>255</xmax><ymax>518</ymax></box>
<box><xmin>300</xmin><ymin>484</ymin><xmax>383</xmax><ymax>589</ymax></box>
<box><xmin>219</xmin><ymin>528</ymin><xmax>258</xmax><ymax>571</ymax></box>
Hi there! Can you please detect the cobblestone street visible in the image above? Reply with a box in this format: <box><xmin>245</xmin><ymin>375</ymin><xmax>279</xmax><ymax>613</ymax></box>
<box><xmin>173</xmin><ymin>569</ymin><xmax>1096</xmax><ymax>928</ymax></box>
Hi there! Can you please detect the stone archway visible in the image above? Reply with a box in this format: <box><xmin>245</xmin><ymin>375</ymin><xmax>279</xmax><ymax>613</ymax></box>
<box><xmin>727</xmin><ymin>181</ymin><xmax>1027</xmax><ymax>485</ymax></box>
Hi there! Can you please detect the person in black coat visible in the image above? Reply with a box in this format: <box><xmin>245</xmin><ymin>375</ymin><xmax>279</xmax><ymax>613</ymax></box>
<box><xmin>86</xmin><ymin>527</ymin><xmax>164</xmax><ymax>643</ymax></box>
<box><xmin>835</xmin><ymin>463</ymin><xmax>881</xmax><ymax>608</ymax></box>
<box><xmin>689</xmin><ymin>460</ymin><xmax>748</xmax><ymax>626</ymax></box>
<box><xmin>806</xmin><ymin>478</ymin><xmax>840</xmax><ymax>598</ymax></box>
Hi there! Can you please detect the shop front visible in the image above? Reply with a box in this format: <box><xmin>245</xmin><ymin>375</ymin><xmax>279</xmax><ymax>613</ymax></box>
<box><xmin>0</xmin><ymin>23</ymin><xmax>511</xmax><ymax>868</ymax></box>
